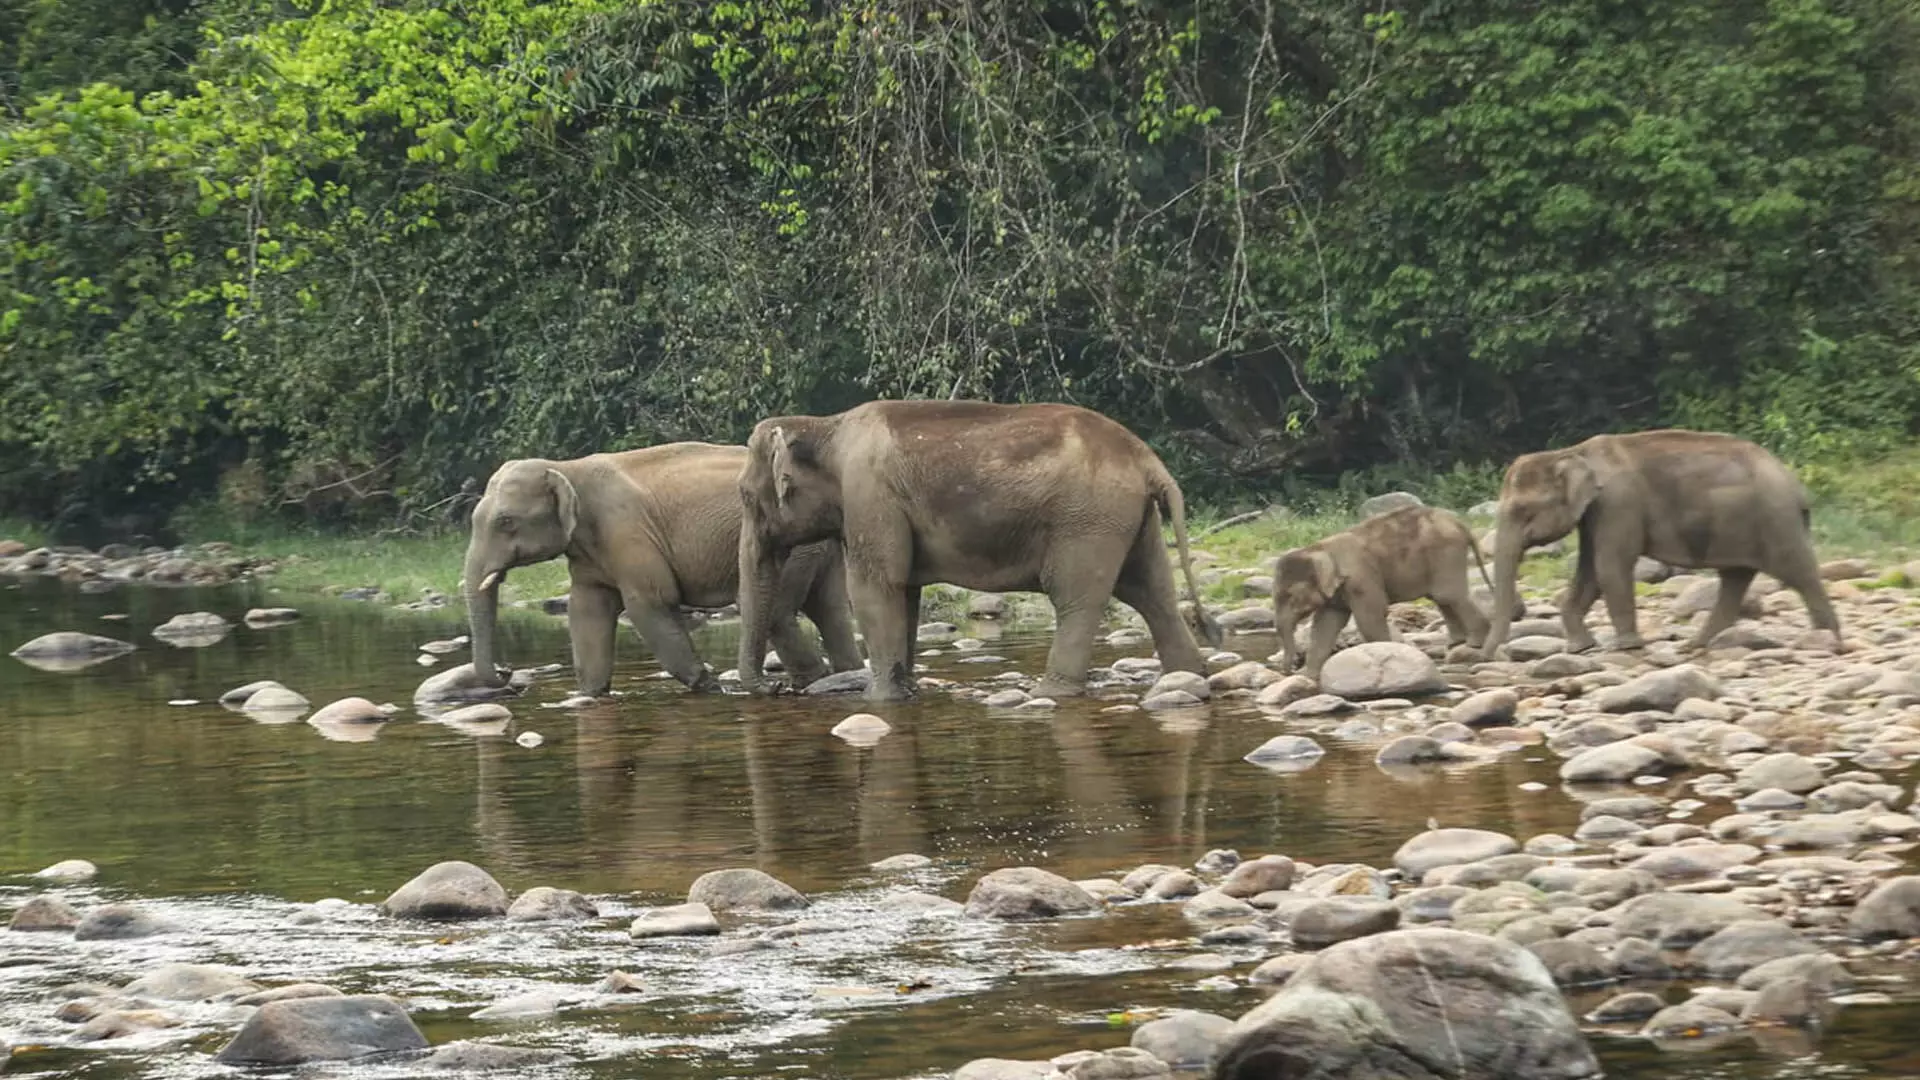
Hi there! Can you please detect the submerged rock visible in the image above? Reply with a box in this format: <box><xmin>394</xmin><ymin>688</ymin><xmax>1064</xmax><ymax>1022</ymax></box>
<box><xmin>422</xmin><ymin>1041</ymin><xmax>568</xmax><ymax>1071</ymax></box>
<box><xmin>505</xmin><ymin>887</ymin><xmax>599</xmax><ymax>922</ymax></box>
<box><xmin>629</xmin><ymin>903</ymin><xmax>721</xmax><ymax>938</ymax></box>
<box><xmin>381</xmin><ymin>861</ymin><xmax>509</xmax><ymax>920</ymax></box>
<box><xmin>414</xmin><ymin>663</ymin><xmax>516</xmax><ymax>704</ymax></box>
<box><xmin>34</xmin><ymin>858</ymin><xmax>98</xmax><ymax>882</ymax></box>
<box><xmin>122</xmin><ymin>964</ymin><xmax>260</xmax><ymax>1002</ymax></box>
<box><xmin>9</xmin><ymin>632</ymin><xmax>135</xmax><ymax>671</ymax></box>
<box><xmin>214</xmin><ymin>994</ymin><xmax>427</xmax><ymax>1065</ymax></box>
<box><xmin>9</xmin><ymin>895</ymin><xmax>81</xmax><ymax>932</ymax></box>
<box><xmin>73</xmin><ymin>903</ymin><xmax>169</xmax><ymax>941</ymax></box>
<box><xmin>830</xmin><ymin>712</ymin><xmax>892</xmax><ymax>746</ymax></box>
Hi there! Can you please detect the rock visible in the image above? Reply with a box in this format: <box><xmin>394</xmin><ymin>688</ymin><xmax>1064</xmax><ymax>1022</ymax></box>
<box><xmin>1393</xmin><ymin>829</ymin><xmax>1519</xmax><ymax>878</ymax></box>
<box><xmin>1526</xmin><ymin>939</ymin><xmax>1614</xmax><ymax>987</ymax></box>
<box><xmin>1290</xmin><ymin>897</ymin><xmax>1401</xmax><ymax>947</ymax></box>
<box><xmin>872</xmin><ymin>853</ymin><xmax>934</xmax><ymax>872</ymax></box>
<box><xmin>1248</xmin><ymin>953</ymin><xmax>1312</xmax><ymax>985</ymax></box>
<box><xmin>1594</xmin><ymin>665</ymin><xmax>1720</xmax><ymax>713</ymax></box>
<box><xmin>506</xmin><ymin>887</ymin><xmax>599</xmax><ymax>921</ymax></box>
<box><xmin>967</xmin><ymin>592</ymin><xmax>1010</xmax><ymax>619</ymax></box>
<box><xmin>8</xmin><ymin>895</ymin><xmax>80</xmax><ymax>931</ymax></box>
<box><xmin>414</xmin><ymin>663</ymin><xmax>515</xmax><ymax>704</ymax></box>
<box><xmin>1121</xmin><ymin>864</ymin><xmax>1182</xmax><ymax>893</ymax></box>
<box><xmin>1210</xmin><ymin>928</ymin><xmax>1599</xmax><ymax>1080</ymax></box>
<box><xmin>244</xmin><ymin>686</ymin><xmax>310</xmax><ymax>712</ymax></box>
<box><xmin>1613</xmin><ymin>893</ymin><xmax>1769</xmax><ymax>949</ymax></box>
<box><xmin>1628</xmin><ymin>842</ymin><xmax>1761</xmax><ymax>882</ymax></box>
<box><xmin>1210</xmin><ymin>661</ymin><xmax>1280</xmax><ymax>691</ymax></box>
<box><xmin>243</xmin><ymin>607</ymin><xmax>301</xmax><ymax>626</ymax></box>
<box><xmin>1505</xmin><ymin>636</ymin><xmax>1569</xmax><ymax>661</ymax></box>
<box><xmin>1735</xmin><ymin>753</ymin><xmax>1827</xmax><ymax>795</ymax></box>
<box><xmin>380</xmin><ymin>861</ymin><xmax>509</xmax><ymax>920</ymax></box>
<box><xmin>123</xmin><ymin>963</ymin><xmax>260</xmax><ymax>1002</ymax></box>
<box><xmin>1736</xmin><ymin>788</ymin><xmax>1807</xmax><ymax>812</ymax></box>
<box><xmin>1588</xmin><ymin>991</ymin><xmax>1665</xmax><ymax>1023</ymax></box>
<box><xmin>1076</xmin><ymin>879</ymin><xmax>1136</xmax><ymax>903</ymax></box>
<box><xmin>1612</xmin><ymin>937</ymin><xmax>1672</xmax><ymax>980</ymax></box>
<box><xmin>1254</xmin><ymin>675</ymin><xmax>1318</xmax><ymax>708</ymax></box>
<box><xmin>629</xmin><ymin>903</ymin><xmax>721</xmax><ymax>938</ymax></box>
<box><xmin>955</xmin><ymin>1060</ymin><xmax>1051</xmax><ymax>1080</ymax></box>
<box><xmin>983</xmin><ymin>689</ymin><xmax>1030</xmax><ymax>708</ymax></box>
<box><xmin>1559</xmin><ymin>742</ymin><xmax>1667</xmax><ymax>783</ymax></box>
<box><xmin>1130</xmin><ymin>1010</ymin><xmax>1234</xmax><ymax>1068</ymax></box>
<box><xmin>1281</xmin><ymin>693</ymin><xmax>1357</xmax><ymax>717</ymax></box>
<box><xmin>1735</xmin><ymin>953</ymin><xmax>1854</xmax><ymax>993</ymax></box>
<box><xmin>1145</xmin><ymin>871</ymin><xmax>1203</xmax><ymax>901</ymax></box>
<box><xmin>436</xmin><ymin>703</ymin><xmax>510</xmax><ymax>727</ymax></box>
<box><xmin>214</xmin><ymin>995</ymin><xmax>427</xmax><ymax>1065</ymax></box>
<box><xmin>1359</xmin><ymin>492</ymin><xmax>1424</xmax><ymax>517</ymax></box>
<box><xmin>221</xmin><ymin>679</ymin><xmax>286</xmax><ymax>704</ymax></box>
<box><xmin>1571</xmin><ymin>869</ymin><xmax>1661</xmax><ymax>910</ymax></box>
<box><xmin>1575</xmin><ymin>815</ymin><xmax>1644</xmax><ymax>842</ymax></box>
<box><xmin>1185</xmin><ymin>889</ymin><xmax>1259</xmax><ymax>921</ymax></box>
<box><xmin>233</xmin><ymin>985</ymin><xmax>347</xmax><ymax>1006</ymax></box>
<box><xmin>1149</xmin><ymin>670</ymin><xmax>1212</xmax><ymax>701</ymax></box>
<box><xmin>881</xmin><ymin>892</ymin><xmax>965</xmax><ymax>917</ymax></box>
<box><xmin>831</xmin><ymin>712</ymin><xmax>891</xmax><ymax>745</ymax></box>
<box><xmin>1375</xmin><ymin>735</ymin><xmax>1444</xmax><ymax>765</ymax></box>
<box><xmin>1641</xmin><ymin>1002</ymin><xmax>1741</xmax><ymax>1040</ymax></box>
<box><xmin>964</xmin><ymin>867</ymin><xmax>1099</xmax><ymax>920</ymax></box>
<box><xmin>1688</xmin><ymin>920</ymin><xmax>1819</xmax><ymax>978</ymax></box>
<box><xmin>1066</xmin><ymin>1048</ymin><xmax>1174</xmax><ymax>1080</ymax></box>
<box><xmin>594</xmin><ymin>971</ymin><xmax>646</xmax><ymax>994</ymax></box>
<box><xmin>73</xmin><ymin>903</ymin><xmax>168</xmax><ymax>941</ymax></box>
<box><xmin>1243</xmin><ymin>735</ymin><xmax>1325</xmax><ymax>767</ymax></box>
<box><xmin>308</xmin><ymin>697</ymin><xmax>392</xmax><ymax>725</ymax></box>
<box><xmin>1848</xmin><ymin>875</ymin><xmax>1920</xmax><ymax>940</ymax></box>
<box><xmin>9</xmin><ymin>631</ymin><xmax>135</xmax><ymax>671</ymax></box>
<box><xmin>470</xmin><ymin>987</ymin><xmax>577</xmax><ymax>1020</ymax></box>
<box><xmin>422</xmin><ymin>1041</ymin><xmax>567</xmax><ymax>1071</ymax></box>
<box><xmin>687</xmin><ymin>868</ymin><xmax>808</xmax><ymax>913</ymax></box>
<box><xmin>1317</xmin><ymin>642</ymin><xmax>1444</xmax><ymax>700</ymax></box>
<box><xmin>75</xmin><ymin>1009</ymin><xmax>181</xmax><ymax>1041</ymax></box>
<box><xmin>1452</xmin><ymin>689</ymin><xmax>1518</xmax><ymax>728</ymax></box>
<box><xmin>1820</xmin><ymin>558</ymin><xmax>1873</xmax><ymax>580</ymax></box>
<box><xmin>1807</xmin><ymin>781</ymin><xmax>1904</xmax><ymax>812</ymax></box>
<box><xmin>1220</xmin><ymin>856</ymin><xmax>1296</xmax><ymax>898</ymax></box>
<box><xmin>1741</xmin><ymin>976</ymin><xmax>1831</xmax><ymax>1028</ymax></box>
<box><xmin>1195</xmin><ymin>848</ymin><xmax>1242</xmax><ymax>874</ymax></box>
<box><xmin>1532</xmin><ymin>653</ymin><xmax>1603</xmax><ymax>677</ymax></box>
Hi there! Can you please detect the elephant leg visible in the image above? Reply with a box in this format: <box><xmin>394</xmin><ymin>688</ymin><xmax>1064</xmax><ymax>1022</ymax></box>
<box><xmin>1560</xmin><ymin>527</ymin><xmax>1602</xmax><ymax>653</ymax></box>
<box><xmin>848</xmin><ymin>575</ymin><xmax>913</xmax><ymax>701</ymax></box>
<box><xmin>801</xmin><ymin>553</ymin><xmax>864</xmax><ymax>674</ymax></box>
<box><xmin>1348</xmin><ymin>585</ymin><xmax>1392</xmax><ymax>643</ymax></box>
<box><xmin>569</xmin><ymin>583</ymin><xmax>622</xmax><ymax>696</ymax></box>
<box><xmin>1303</xmin><ymin>605</ymin><xmax>1349</xmax><ymax>679</ymax></box>
<box><xmin>1114</xmin><ymin>517</ymin><xmax>1207</xmax><ymax>677</ymax></box>
<box><xmin>627</xmin><ymin>599</ymin><xmax>718</xmax><ymax>692</ymax></box>
<box><xmin>1435</xmin><ymin>592</ymin><xmax>1485</xmax><ymax>648</ymax></box>
<box><xmin>1594</xmin><ymin>537</ymin><xmax>1644</xmax><ymax>651</ymax></box>
<box><xmin>1770</xmin><ymin>546</ymin><xmax>1844</xmax><ymax>643</ymax></box>
<box><xmin>769</xmin><ymin>616</ymin><xmax>829</xmax><ymax>688</ymax></box>
<box><xmin>1689</xmin><ymin>567</ymin><xmax>1756</xmax><ymax>650</ymax></box>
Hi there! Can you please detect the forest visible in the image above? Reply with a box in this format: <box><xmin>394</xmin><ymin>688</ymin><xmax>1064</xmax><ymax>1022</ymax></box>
<box><xmin>2</xmin><ymin>0</ymin><xmax>1916</xmax><ymax>540</ymax></box>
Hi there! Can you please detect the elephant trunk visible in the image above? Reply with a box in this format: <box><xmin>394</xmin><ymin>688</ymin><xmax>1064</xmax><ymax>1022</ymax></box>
<box><xmin>736</xmin><ymin>525</ymin><xmax>781</xmax><ymax>691</ymax></box>
<box><xmin>463</xmin><ymin>546</ymin><xmax>507</xmax><ymax>687</ymax></box>
<box><xmin>1485</xmin><ymin>520</ymin><xmax>1527</xmax><ymax>657</ymax></box>
<box><xmin>1274</xmin><ymin>606</ymin><xmax>1300</xmax><ymax>675</ymax></box>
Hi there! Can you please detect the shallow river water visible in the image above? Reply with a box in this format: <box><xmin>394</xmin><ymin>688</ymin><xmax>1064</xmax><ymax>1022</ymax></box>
<box><xmin>2</xmin><ymin>575</ymin><xmax>1917</xmax><ymax>1078</ymax></box>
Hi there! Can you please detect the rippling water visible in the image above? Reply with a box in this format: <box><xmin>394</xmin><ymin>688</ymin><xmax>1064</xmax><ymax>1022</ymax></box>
<box><xmin>1</xmin><ymin>575</ymin><xmax>1915</xmax><ymax>1078</ymax></box>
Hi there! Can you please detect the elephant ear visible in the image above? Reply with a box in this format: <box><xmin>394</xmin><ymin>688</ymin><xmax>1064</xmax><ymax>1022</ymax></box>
<box><xmin>1556</xmin><ymin>455</ymin><xmax>1602</xmax><ymax>520</ymax></box>
<box><xmin>768</xmin><ymin>424</ymin><xmax>815</xmax><ymax>508</ymax></box>
<box><xmin>546</xmin><ymin>468</ymin><xmax>580</xmax><ymax>542</ymax></box>
<box><xmin>1308</xmin><ymin>549</ymin><xmax>1342</xmax><ymax>601</ymax></box>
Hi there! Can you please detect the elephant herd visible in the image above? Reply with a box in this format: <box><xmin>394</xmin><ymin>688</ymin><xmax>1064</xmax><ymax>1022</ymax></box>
<box><xmin>460</xmin><ymin>403</ymin><xmax>1845</xmax><ymax>704</ymax></box>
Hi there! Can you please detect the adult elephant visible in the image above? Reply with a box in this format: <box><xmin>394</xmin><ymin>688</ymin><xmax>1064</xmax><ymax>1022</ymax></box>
<box><xmin>734</xmin><ymin>400</ymin><xmax>1223</xmax><ymax>702</ymax></box>
<box><xmin>1481</xmin><ymin>429</ymin><xmax>1841</xmax><ymax>659</ymax></box>
<box><xmin>461</xmin><ymin>444</ymin><xmax>863</xmax><ymax>695</ymax></box>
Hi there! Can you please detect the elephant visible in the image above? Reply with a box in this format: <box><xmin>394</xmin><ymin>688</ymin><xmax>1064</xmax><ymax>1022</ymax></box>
<box><xmin>461</xmin><ymin>443</ymin><xmax>863</xmax><ymax>695</ymax></box>
<box><xmin>1481</xmin><ymin>429</ymin><xmax>1842</xmax><ymax>658</ymax></box>
<box><xmin>1272</xmin><ymin>505</ymin><xmax>1516</xmax><ymax>679</ymax></box>
<box><xmin>734</xmin><ymin>399</ymin><xmax>1223</xmax><ymax>703</ymax></box>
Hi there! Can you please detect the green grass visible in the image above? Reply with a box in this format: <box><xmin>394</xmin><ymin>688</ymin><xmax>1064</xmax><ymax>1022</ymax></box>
<box><xmin>199</xmin><ymin>526</ymin><xmax>572</xmax><ymax>610</ymax></box>
<box><xmin>0</xmin><ymin>516</ymin><xmax>49</xmax><ymax>549</ymax></box>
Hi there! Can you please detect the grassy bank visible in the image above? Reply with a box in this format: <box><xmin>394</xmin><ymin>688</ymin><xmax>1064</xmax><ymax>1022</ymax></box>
<box><xmin>4</xmin><ymin>448</ymin><xmax>1915</xmax><ymax>614</ymax></box>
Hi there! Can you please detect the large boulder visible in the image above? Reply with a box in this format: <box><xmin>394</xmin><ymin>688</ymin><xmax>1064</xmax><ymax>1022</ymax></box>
<box><xmin>1210</xmin><ymin>928</ymin><xmax>1600</xmax><ymax>1080</ymax></box>
<box><xmin>629</xmin><ymin>903</ymin><xmax>720</xmax><ymax>938</ymax></box>
<box><xmin>964</xmin><ymin>867</ymin><xmax>1100</xmax><ymax>920</ymax></box>
<box><xmin>380</xmin><ymin>861</ymin><xmax>509</xmax><ymax>920</ymax></box>
<box><xmin>414</xmin><ymin>663</ymin><xmax>515</xmax><ymax>704</ymax></box>
<box><xmin>1290</xmin><ymin>898</ymin><xmax>1401</xmax><ymax>947</ymax></box>
<box><xmin>687</xmin><ymin>868</ymin><xmax>809</xmax><ymax>913</ymax></box>
<box><xmin>1220</xmin><ymin>856</ymin><xmax>1296</xmax><ymax>898</ymax></box>
<box><xmin>214</xmin><ymin>995</ymin><xmax>427</xmax><ymax>1065</ymax></box>
<box><xmin>1392</xmin><ymin>829</ymin><xmax>1518</xmax><ymax>879</ymax></box>
<box><xmin>1317</xmin><ymin>643</ymin><xmax>1444</xmax><ymax>700</ymax></box>
<box><xmin>1130</xmin><ymin>1010</ymin><xmax>1235</xmax><ymax>1069</ymax></box>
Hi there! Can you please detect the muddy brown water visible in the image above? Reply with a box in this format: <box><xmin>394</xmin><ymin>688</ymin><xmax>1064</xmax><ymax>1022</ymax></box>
<box><xmin>2</xmin><ymin>575</ymin><xmax>1916</xmax><ymax>1078</ymax></box>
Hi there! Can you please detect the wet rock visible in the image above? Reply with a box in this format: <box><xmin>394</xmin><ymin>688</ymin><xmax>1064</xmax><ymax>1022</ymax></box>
<box><xmin>152</xmin><ymin>611</ymin><xmax>230</xmax><ymax>643</ymax></box>
<box><xmin>1735</xmin><ymin>753</ymin><xmax>1828</xmax><ymax>795</ymax></box>
<box><xmin>1280</xmin><ymin>693</ymin><xmax>1358</xmax><ymax>717</ymax></box>
<box><xmin>629</xmin><ymin>903</ymin><xmax>721</xmax><ymax>938</ymax></box>
<box><xmin>1526</xmin><ymin>939</ymin><xmax>1614</xmax><ymax>987</ymax></box>
<box><xmin>232</xmin><ymin>985</ymin><xmax>346</xmax><ymax>1006</ymax></box>
<box><xmin>11</xmin><ymin>631</ymin><xmax>136</xmax><ymax>661</ymax></box>
<box><xmin>414</xmin><ymin>663</ymin><xmax>515</xmax><ymax>704</ymax></box>
<box><xmin>1210</xmin><ymin>661</ymin><xmax>1279</xmax><ymax>692</ymax></box>
<box><xmin>1295</xmin><ymin>865</ymin><xmax>1390</xmax><ymax>900</ymax></box>
<box><xmin>831</xmin><ymin>712</ymin><xmax>891</xmax><ymax>745</ymax></box>
<box><xmin>470</xmin><ymin>987</ymin><xmax>577</xmax><ymax>1020</ymax></box>
<box><xmin>244</xmin><ymin>607</ymin><xmax>301</xmax><ymax>626</ymax></box>
<box><xmin>1210</xmin><ymin>928</ymin><xmax>1599</xmax><ymax>1080</ymax></box>
<box><xmin>1375</xmin><ymin>735</ymin><xmax>1444</xmax><ymax>765</ymax></box>
<box><xmin>1613</xmin><ymin>893</ymin><xmax>1769</xmax><ymax>948</ymax></box>
<box><xmin>1290</xmin><ymin>897</ymin><xmax>1401</xmax><ymax>947</ymax></box>
<box><xmin>1185</xmin><ymin>889</ymin><xmax>1259</xmax><ymax>921</ymax></box>
<box><xmin>595</xmin><ymin>971</ymin><xmax>646</xmax><ymax>994</ymax></box>
<box><xmin>1574</xmin><ymin>815</ymin><xmax>1644</xmax><ymax>842</ymax></box>
<box><xmin>1587</xmin><ymin>991</ymin><xmax>1665</xmax><ymax>1023</ymax></box>
<box><xmin>1220</xmin><ymin>855</ymin><xmax>1296</xmax><ymax>898</ymax></box>
<box><xmin>954</xmin><ymin>1060</ymin><xmax>1051</xmax><ymax>1080</ymax></box>
<box><xmin>964</xmin><ymin>867</ymin><xmax>1099</xmax><ymax>920</ymax></box>
<box><xmin>872</xmin><ymin>853</ymin><xmax>934</xmax><ymax>872</ymax></box>
<box><xmin>221</xmin><ymin>679</ymin><xmax>287</xmax><ymax>705</ymax></box>
<box><xmin>244</xmin><ymin>686</ymin><xmax>311</xmax><ymax>712</ymax></box>
<box><xmin>687</xmin><ymin>868</ymin><xmax>808</xmax><ymax>913</ymax></box>
<box><xmin>1318</xmin><ymin>642</ymin><xmax>1444</xmax><ymax>700</ymax></box>
<box><xmin>214</xmin><ymin>995</ymin><xmax>427</xmax><ymax>1065</ymax></box>
<box><xmin>1142</xmin><ymin>689</ymin><xmax>1206</xmax><ymax>710</ymax></box>
<box><xmin>1130</xmin><ymin>1010</ymin><xmax>1234</xmax><ymax>1068</ymax></box>
<box><xmin>1243</xmin><ymin>735</ymin><xmax>1325</xmax><ymax>766</ymax></box>
<box><xmin>1144</xmin><ymin>871</ymin><xmax>1202</xmax><ymax>901</ymax></box>
<box><xmin>381</xmin><ymin>861</ymin><xmax>509</xmax><ymax>920</ymax></box>
<box><xmin>1195</xmin><ymin>849</ymin><xmax>1241</xmax><ymax>874</ymax></box>
<box><xmin>1595</xmin><ymin>665</ymin><xmax>1719</xmax><ymax>713</ymax></box>
<box><xmin>1641</xmin><ymin>1002</ymin><xmax>1741</xmax><ymax>1040</ymax></box>
<box><xmin>983</xmin><ymin>689</ymin><xmax>1030</xmax><ymax>708</ymax></box>
<box><xmin>1066</xmin><ymin>1047</ymin><xmax>1174</xmax><ymax>1080</ymax></box>
<box><xmin>8</xmin><ymin>895</ymin><xmax>80</xmax><ymax>931</ymax></box>
<box><xmin>805</xmin><ymin>668</ymin><xmax>874</xmax><ymax>695</ymax></box>
<box><xmin>1735</xmin><ymin>952</ymin><xmax>1854</xmax><ymax>993</ymax></box>
<box><xmin>1148</xmin><ymin>670</ymin><xmax>1212</xmax><ymax>701</ymax></box>
<box><xmin>1393</xmin><ymin>828</ymin><xmax>1519</xmax><ymax>879</ymax></box>
<box><xmin>1628</xmin><ymin>842</ymin><xmax>1761</xmax><ymax>882</ymax></box>
<box><xmin>506</xmin><ymin>887</ymin><xmax>599</xmax><ymax>922</ymax></box>
<box><xmin>1560</xmin><ymin>742</ymin><xmax>1667</xmax><ymax>783</ymax></box>
<box><xmin>1121</xmin><ymin>864</ymin><xmax>1182</xmax><ymax>894</ymax></box>
<box><xmin>1689</xmin><ymin>921</ymin><xmax>1819</xmax><ymax>978</ymax></box>
<box><xmin>73</xmin><ymin>903</ymin><xmax>168</xmax><ymax>941</ymax></box>
<box><xmin>437</xmin><ymin>703</ymin><xmax>510</xmax><ymax>727</ymax></box>
<box><xmin>1741</xmin><ymin>976</ymin><xmax>1831</xmax><ymax>1028</ymax></box>
<box><xmin>423</xmin><ymin>1041</ymin><xmax>568</xmax><ymax>1071</ymax></box>
<box><xmin>1571</xmin><ymin>870</ymin><xmax>1662</xmax><ymax>910</ymax></box>
<box><xmin>76</xmin><ymin>1009</ymin><xmax>181</xmax><ymax>1041</ymax></box>
<box><xmin>123</xmin><ymin>964</ymin><xmax>260</xmax><ymax>1002</ymax></box>
<box><xmin>1848</xmin><ymin>875</ymin><xmax>1920</xmax><ymax>940</ymax></box>
<box><xmin>968</xmin><ymin>592</ymin><xmax>1010</xmax><ymax>619</ymax></box>
<box><xmin>1076</xmin><ymin>879</ymin><xmax>1136</xmax><ymax>903</ymax></box>
<box><xmin>1248</xmin><ymin>953</ymin><xmax>1311</xmax><ymax>985</ymax></box>
<box><xmin>1452</xmin><ymin>688</ymin><xmax>1518</xmax><ymax>728</ymax></box>
<box><xmin>1254</xmin><ymin>675</ymin><xmax>1318</xmax><ymax>708</ymax></box>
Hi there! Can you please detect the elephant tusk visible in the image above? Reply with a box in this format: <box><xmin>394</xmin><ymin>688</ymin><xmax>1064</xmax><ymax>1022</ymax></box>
<box><xmin>478</xmin><ymin>571</ymin><xmax>501</xmax><ymax>592</ymax></box>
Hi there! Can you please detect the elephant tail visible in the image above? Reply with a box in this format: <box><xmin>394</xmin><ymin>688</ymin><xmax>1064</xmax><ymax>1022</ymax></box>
<box><xmin>1459</xmin><ymin>511</ymin><xmax>1497</xmax><ymax>596</ymax></box>
<box><xmin>1154</xmin><ymin>468</ymin><xmax>1223</xmax><ymax>648</ymax></box>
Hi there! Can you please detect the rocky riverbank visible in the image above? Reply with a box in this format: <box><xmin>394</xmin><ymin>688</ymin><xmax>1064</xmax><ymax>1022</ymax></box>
<box><xmin>0</xmin><ymin>539</ymin><xmax>278</xmax><ymax>590</ymax></box>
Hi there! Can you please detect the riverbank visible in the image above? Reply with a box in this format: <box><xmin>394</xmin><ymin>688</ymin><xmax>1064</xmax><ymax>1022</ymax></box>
<box><xmin>2</xmin><ymin>449</ymin><xmax>1916</xmax><ymax>617</ymax></box>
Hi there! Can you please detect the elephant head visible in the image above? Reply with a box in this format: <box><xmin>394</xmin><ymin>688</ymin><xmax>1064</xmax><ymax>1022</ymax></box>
<box><xmin>736</xmin><ymin>419</ymin><xmax>843</xmax><ymax>688</ymax></box>
<box><xmin>1484</xmin><ymin>448</ymin><xmax>1600</xmax><ymax>655</ymax></box>
<box><xmin>463</xmin><ymin>459</ymin><xmax>581</xmax><ymax>686</ymax></box>
<box><xmin>1271</xmin><ymin>547</ymin><xmax>1339</xmax><ymax>674</ymax></box>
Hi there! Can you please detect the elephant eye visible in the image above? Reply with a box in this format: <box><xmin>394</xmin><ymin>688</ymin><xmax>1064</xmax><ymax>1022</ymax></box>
<box><xmin>496</xmin><ymin>514</ymin><xmax>515</xmax><ymax>531</ymax></box>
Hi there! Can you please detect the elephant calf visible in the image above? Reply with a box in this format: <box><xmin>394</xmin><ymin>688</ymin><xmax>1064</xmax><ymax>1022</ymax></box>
<box><xmin>1272</xmin><ymin>506</ymin><xmax>1511</xmax><ymax>679</ymax></box>
<box><xmin>1481</xmin><ymin>428</ymin><xmax>1842</xmax><ymax>658</ymax></box>
<box><xmin>461</xmin><ymin>444</ymin><xmax>862</xmax><ymax>695</ymax></box>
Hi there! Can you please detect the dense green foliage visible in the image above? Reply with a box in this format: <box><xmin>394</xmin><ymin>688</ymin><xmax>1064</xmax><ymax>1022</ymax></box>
<box><xmin>3</xmin><ymin>0</ymin><xmax>1916</xmax><ymax>539</ymax></box>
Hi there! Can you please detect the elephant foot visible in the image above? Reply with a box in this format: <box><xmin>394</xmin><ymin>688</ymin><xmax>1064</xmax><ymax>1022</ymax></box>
<box><xmin>1565</xmin><ymin>636</ymin><xmax>1600</xmax><ymax>655</ymax></box>
<box><xmin>1608</xmin><ymin>632</ymin><xmax>1648</xmax><ymax>652</ymax></box>
<box><xmin>682</xmin><ymin>668</ymin><xmax>723</xmax><ymax>693</ymax></box>
<box><xmin>1031</xmin><ymin>674</ymin><xmax>1089</xmax><ymax>699</ymax></box>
